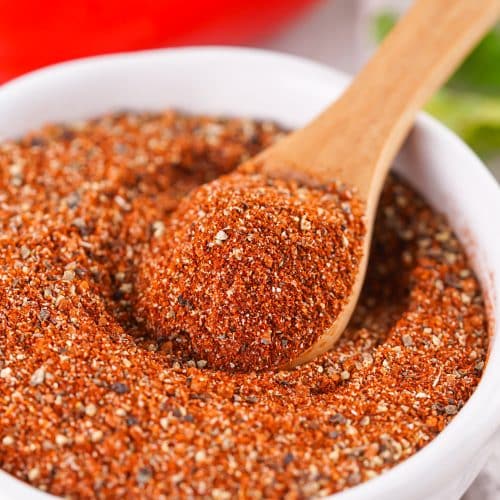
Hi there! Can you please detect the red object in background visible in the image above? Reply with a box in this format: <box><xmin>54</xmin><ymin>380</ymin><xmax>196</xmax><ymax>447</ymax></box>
<box><xmin>0</xmin><ymin>0</ymin><xmax>318</xmax><ymax>83</ymax></box>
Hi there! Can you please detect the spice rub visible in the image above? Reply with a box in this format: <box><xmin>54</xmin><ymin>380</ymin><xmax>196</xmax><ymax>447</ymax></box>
<box><xmin>0</xmin><ymin>111</ymin><xmax>488</xmax><ymax>498</ymax></box>
<box><xmin>136</xmin><ymin>167</ymin><xmax>365</xmax><ymax>371</ymax></box>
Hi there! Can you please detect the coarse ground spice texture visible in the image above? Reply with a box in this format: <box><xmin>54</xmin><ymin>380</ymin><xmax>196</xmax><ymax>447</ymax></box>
<box><xmin>0</xmin><ymin>111</ymin><xmax>488</xmax><ymax>499</ymax></box>
<box><xmin>136</xmin><ymin>167</ymin><xmax>365</xmax><ymax>371</ymax></box>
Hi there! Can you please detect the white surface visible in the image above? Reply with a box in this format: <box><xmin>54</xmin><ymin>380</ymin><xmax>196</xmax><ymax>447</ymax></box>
<box><xmin>0</xmin><ymin>47</ymin><xmax>499</xmax><ymax>500</ymax></box>
<box><xmin>263</xmin><ymin>4</ymin><xmax>500</xmax><ymax>498</ymax></box>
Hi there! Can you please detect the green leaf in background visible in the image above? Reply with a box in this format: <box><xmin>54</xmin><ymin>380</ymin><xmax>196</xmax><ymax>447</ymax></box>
<box><xmin>426</xmin><ymin>90</ymin><xmax>500</xmax><ymax>156</ymax></box>
<box><xmin>373</xmin><ymin>11</ymin><xmax>500</xmax><ymax>159</ymax></box>
<box><xmin>448</xmin><ymin>26</ymin><xmax>500</xmax><ymax>96</ymax></box>
<box><xmin>372</xmin><ymin>11</ymin><xmax>397</xmax><ymax>42</ymax></box>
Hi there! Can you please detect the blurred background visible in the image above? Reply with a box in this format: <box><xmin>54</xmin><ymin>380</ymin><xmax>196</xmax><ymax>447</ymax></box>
<box><xmin>0</xmin><ymin>1</ymin><xmax>498</xmax><ymax>497</ymax></box>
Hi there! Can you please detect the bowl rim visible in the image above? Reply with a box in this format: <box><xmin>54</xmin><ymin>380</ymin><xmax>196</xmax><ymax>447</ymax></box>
<box><xmin>0</xmin><ymin>46</ymin><xmax>499</xmax><ymax>499</ymax></box>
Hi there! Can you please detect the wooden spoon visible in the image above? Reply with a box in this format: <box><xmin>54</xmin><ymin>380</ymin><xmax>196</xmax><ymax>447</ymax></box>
<box><xmin>253</xmin><ymin>0</ymin><xmax>500</xmax><ymax>367</ymax></box>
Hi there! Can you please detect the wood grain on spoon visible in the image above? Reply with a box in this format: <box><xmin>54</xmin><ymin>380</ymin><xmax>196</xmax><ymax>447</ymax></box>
<box><xmin>254</xmin><ymin>0</ymin><xmax>500</xmax><ymax>367</ymax></box>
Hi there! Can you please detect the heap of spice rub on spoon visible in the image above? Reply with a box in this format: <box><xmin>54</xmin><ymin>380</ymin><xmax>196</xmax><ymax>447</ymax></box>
<box><xmin>136</xmin><ymin>0</ymin><xmax>500</xmax><ymax>371</ymax></box>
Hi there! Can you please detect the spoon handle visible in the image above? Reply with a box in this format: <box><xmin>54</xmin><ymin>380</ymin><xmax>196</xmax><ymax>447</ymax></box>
<box><xmin>261</xmin><ymin>0</ymin><xmax>500</xmax><ymax>207</ymax></box>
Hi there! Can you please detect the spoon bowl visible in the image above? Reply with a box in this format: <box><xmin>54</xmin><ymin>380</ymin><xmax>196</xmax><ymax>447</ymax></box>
<box><xmin>160</xmin><ymin>0</ymin><xmax>500</xmax><ymax>369</ymax></box>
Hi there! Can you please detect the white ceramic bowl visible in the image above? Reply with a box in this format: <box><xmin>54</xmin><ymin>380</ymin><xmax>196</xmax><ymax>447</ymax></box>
<box><xmin>0</xmin><ymin>47</ymin><xmax>499</xmax><ymax>500</ymax></box>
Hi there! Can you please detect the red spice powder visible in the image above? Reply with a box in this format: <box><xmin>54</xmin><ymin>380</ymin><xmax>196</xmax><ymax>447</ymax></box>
<box><xmin>0</xmin><ymin>111</ymin><xmax>488</xmax><ymax>498</ymax></box>
<box><xmin>136</xmin><ymin>167</ymin><xmax>365</xmax><ymax>371</ymax></box>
